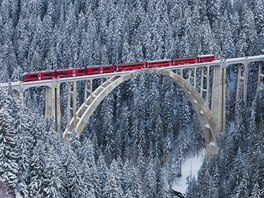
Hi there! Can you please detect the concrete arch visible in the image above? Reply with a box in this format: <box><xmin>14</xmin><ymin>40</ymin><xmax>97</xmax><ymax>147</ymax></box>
<box><xmin>65</xmin><ymin>69</ymin><xmax>218</xmax><ymax>148</ymax></box>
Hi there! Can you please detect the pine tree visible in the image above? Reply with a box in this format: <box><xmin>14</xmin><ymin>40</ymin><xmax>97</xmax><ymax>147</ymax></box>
<box><xmin>61</xmin><ymin>141</ymin><xmax>81</xmax><ymax>197</ymax></box>
<box><xmin>206</xmin><ymin>0</ymin><xmax>221</xmax><ymax>28</ymax></box>
<box><xmin>43</xmin><ymin>151</ymin><xmax>65</xmax><ymax>198</ymax></box>
<box><xmin>0</xmin><ymin>90</ymin><xmax>19</xmax><ymax>191</ymax></box>
<box><xmin>97</xmin><ymin>154</ymin><xmax>108</xmax><ymax>197</ymax></box>
<box><xmin>145</xmin><ymin>157</ymin><xmax>157</xmax><ymax>198</ymax></box>
<box><xmin>221</xmin><ymin>10</ymin><xmax>236</xmax><ymax>58</ymax></box>
<box><xmin>236</xmin><ymin>6</ymin><xmax>257</xmax><ymax>56</ymax></box>
<box><xmin>103</xmin><ymin>159</ymin><xmax>124</xmax><ymax>198</ymax></box>
<box><xmin>100</xmin><ymin>94</ymin><xmax>114</xmax><ymax>148</ymax></box>
<box><xmin>161</xmin><ymin>81</ymin><xmax>174</xmax><ymax>137</ymax></box>
<box><xmin>42</xmin><ymin>128</ymin><xmax>66</xmax><ymax>198</ymax></box>
<box><xmin>130</xmin><ymin>166</ymin><xmax>144</xmax><ymax>198</ymax></box>
<box><xmin>250</xmin><ymin>182</ymin><xmax>263</xmax><ymax>198</ymax></box>
<box><xmin>16</xmin><ymin>111</ymin><xmax>33</xmax><ymax>197</ymax></box>
<box><xmin>79</xmin><ymin>139</ymin><xmax>100</xmax><ymax>197</ymax></box>
<box><xmin>28</xmin><ymin>140</ymin><xmax>46</xmax><ymax>197</ymax></box>
<box><xmin>253</xmin><ymin>0</ymin><xmax>264</xmax><ymax>34</ymax></box>
<box><xmin>159</xmin><ymin>167</ymin><xmax>172</xmax><ymax>198</ymax></box>
<box><xmin>228</xmin><ymin>147</ymin><xmax>245</xmax><ymax>196</ymax></box>
<box><xmin>197</xmin><ymin>161</ymin><xmax>209</xmax><ymax>197</ymax></box>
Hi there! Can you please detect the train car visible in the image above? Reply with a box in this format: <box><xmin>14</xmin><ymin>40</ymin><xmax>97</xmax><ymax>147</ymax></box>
<box><xmin>21</xmin><ymin>71</ymin><xmax>56</xmax><ymax>81</ymax></box>
<box><xmin>87</xmin><ymin>66</ymin><xmax>102</xmax><ymax>75</ymax></box>
<box><xmin>56</xmin><ymin>68</ymin><xmax>86</xmax><ymax>78</ymax></box>
<box><xmin>101</xmin><ymin>65</ymin><xmax>115</xmax><ymax>73</ymax></box>
<box><xmin>75</xmin><ymin>68</ymin><xmax>87</xmax><ymax>76</ymax></box>
<box><xmin>20</xmin><ymin>54</ymin><xmax>217</xmax><ymax>82</ymax></box>
<box><xmin>173</xmin><ymin>57</ymin><xmax>197</xmax><ymax>65</ymax></box>
<box><xmin>197</xmin><ymin>55</ymin><xmax>215</xmax><ymax>63</ymax></box>
<box><xmin>146</xmin><ymin>59</ymin><xmax>173</xmax><ymax>68</ymax></box>
<box><xmin>116</xmin><ymin>62</ymin><xmax>146</xmax><ymax>72</ymax></box>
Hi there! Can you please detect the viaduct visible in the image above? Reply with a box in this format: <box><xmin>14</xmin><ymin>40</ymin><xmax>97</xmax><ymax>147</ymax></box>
<box><xmin>1</xmin><ymin>55</ymin><xmax>264</xmax><ymax>154</ymax></box>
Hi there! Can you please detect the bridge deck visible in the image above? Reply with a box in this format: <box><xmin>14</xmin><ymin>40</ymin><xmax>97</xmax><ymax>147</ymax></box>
<box><xmin>0</xmin><ymin>55</ymin><xmax>264</xmax><ymax>89</ymax></box>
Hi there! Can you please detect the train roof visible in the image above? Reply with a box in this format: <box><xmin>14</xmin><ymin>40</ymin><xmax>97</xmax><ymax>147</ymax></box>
<box><xmin>147</xmin><ymin>59</ymin><xmax>172</xmax><ymax>63</ymax></box>
<box><xmin>56</xmin><ymin>67</ymin><xmax>87</xmax><ymax>71</ymax></box>
<box><xmin>174</xmin><ymin>56</ymin><xmax>196</xmax><ymax>60</ymax></box>
<box><xmin>197</xmin><ymin>54</ymin><xmax>214</xmax><ymax>57</ymax></box>
<box><xmin>22</xmin><ymin>70</ymin><xmax>55</xmax><ymax>75</ymax></box>
<box><xmin>117</xmin><ymin>61</ymin><xmax>146</xmax><ymax>66</ymax></box>
<box><xmin>86</xmin><ymin>65</ymin><xmax>114</xmax><ymax>67</ymax></box>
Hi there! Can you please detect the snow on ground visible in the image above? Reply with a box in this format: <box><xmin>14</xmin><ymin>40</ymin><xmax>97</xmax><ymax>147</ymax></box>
<box><xmin>171</xmin><ymin>149</ymin><xmax>205</xmax><ymax>194</ymax></box>
<box><xmin>15</xmin><ymin>191</ymin><xmax>23</xmax><ymax>198</ymax></box>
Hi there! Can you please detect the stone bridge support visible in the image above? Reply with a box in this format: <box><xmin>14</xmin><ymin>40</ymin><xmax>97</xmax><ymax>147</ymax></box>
<box><xmin>236</xmin><ymin>64</ymin><xmax>248</xmax><ymax>108</ymax></box>
<box><xmin>200</xmin><ymin>66</ymin><xmax>210</xmax><ymax>105</ymax></box>
<box><xmin>258</xmin><ymin>62</ymin><xmax>264</xmax><ymax>90</ymax></box>
<box><xmin>45</xmin><ymin>83</ymin><xmax>61</xmax><ymax>132</ymax></box>
<box><xmin>211</xmin><ymin>65</ymin><xmax>226</xmax><ymax>135</ymax></box>
<box><xmin>67</xmin><ymin>81</ymin><xmax>77</xmax><ymax>131</ymax></box>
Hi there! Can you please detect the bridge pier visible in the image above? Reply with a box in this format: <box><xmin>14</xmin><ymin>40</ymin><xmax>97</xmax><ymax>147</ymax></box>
<box><xmin>13</xmin><ymin>89</ymin><xmax>24</xmax><ymax>110</ymax></box>
<box><xmin>55</xmin><ymin>85</ymin><xmax>61</xmax><ymax>133</ymax></box>
<box><xmin>200</xmin><ymin>66</ymin><xmax>210</xmax><ymax>105</ymax></box>
<box><xmin>236</xmin><ymin>64</ymin><xmax>248</xmax><ymax>108</ymax></box>
<box><xmin>211</xmin><ymin>65</ymin><xmax>226</xmax><ymax>134</ymax></box>
<box><xmin>19</xmin><ymin>91</ymin><xmax>24</xmax><ymax>108</ymax></box>
<box><xmin>67</xmin><ymin>81</ymin><xmax>77</xmax><ymax>132</ymax></box>
<box><xmin>45</xmin><ymin>83</ymin><xmax>61</xmax><ymax>133</ymax></box>
<box><xmin>258</xmin><ymin>62</ymin><xmax>264</xmax><ymax>90</ymax></box>
<box><xmin>45</xmin><ymin>87</ymin><xmax>54</xmax><ymax>118</ymax></box>
<box><xmin>15</xmin><ymin>89</ymin><xmax>24</xmax><ymax>110</ymax></box>
<box><xmin>187</xmin><ymin>67</ymin><xmax>197</xmax><ymax>88</ymax></box>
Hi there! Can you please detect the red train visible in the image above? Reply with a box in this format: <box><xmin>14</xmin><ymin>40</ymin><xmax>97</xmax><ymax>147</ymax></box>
<box><xmin>21</xmin><ymin>55</ymin><xmax>215</xmax><ymax>81</ymax></box>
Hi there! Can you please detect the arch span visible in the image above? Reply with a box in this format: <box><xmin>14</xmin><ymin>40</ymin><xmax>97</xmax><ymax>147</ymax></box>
<box><xmin>64</xmin><ymin>69</ymin><xmax>218</xmax><ymax>148</ymax></box>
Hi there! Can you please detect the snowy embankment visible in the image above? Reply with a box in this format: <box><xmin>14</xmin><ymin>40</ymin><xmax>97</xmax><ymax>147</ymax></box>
<box><xmin>171</xmin><ymin>149</ymin><xmax>205</xmax><ymax>194</ymax></box>
<box><xmin>16</xmin><ymin>191</ymin><xmax>23</xmax><ymax>198</ymax></box>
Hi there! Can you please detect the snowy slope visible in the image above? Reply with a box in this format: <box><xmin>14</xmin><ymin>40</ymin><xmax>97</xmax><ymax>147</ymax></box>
<box><xmin>171</xmin><ymin>149</ymin><xmax>205</xmax><ymax>194</ymax></box>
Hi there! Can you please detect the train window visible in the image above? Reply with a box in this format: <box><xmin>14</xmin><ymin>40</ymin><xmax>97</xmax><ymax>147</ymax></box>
<box><xmin>58</xmin><ymin>71</ymin><xmax>69</xmax><ymax>75</ymax></box>
<box><xmin>43</xmin><ymin>73</ymin><xmax>52</xmax><ymax>76</ymax></box>
<box><xmin>150</xmin><ymin>61</ymin><xmax>169</xmax><ymax>64</ymax></box>
<box><xmin>30</xmin><ymin>74</ymin><xmax>38</xmax><ymax>78</ymax></box>
<box><xmin>78</xmin><ymin>69</ymin><xmax>85</xmax><ymax>73</ymax></box>
<box><xmin>92</xmin><ymin>68</ymin><xmax>99</xmax><ymax>71</ymax></box>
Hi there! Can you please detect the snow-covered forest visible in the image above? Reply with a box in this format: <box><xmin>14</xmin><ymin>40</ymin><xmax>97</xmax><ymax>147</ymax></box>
<box><xmin>0</xmin><ymin>0</ymin><xmax>264</xmax><ymax>197</ymax></box>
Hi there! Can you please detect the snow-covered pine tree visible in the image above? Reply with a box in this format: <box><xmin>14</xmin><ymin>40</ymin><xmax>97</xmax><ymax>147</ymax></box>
<box><xmin>103</xmin><ymin>159</ymin><xmax>124</xmax><ymax>198</ymax></box>
<box><xmin>145</xmin><ymin>157</ymin><xmax>157</xmax><ymax>198</ymax></box>
<box><xmin>16</xmin><ymin>111</ymin><xmax>33</xmax><ymax>197</ymax></box>
<box><xmin>0</xmin><ymin>90</ymin><xmax>19</xmax><ymax>191</ymax></box>
<box><xmin>96</xmin><ymin>153</ymin><xmax>108</xmax><ymax>197</ymax></box>
<box><xmin>250</xmin><ymin>182</ymin><xmax>263</xmax><ymax>198</ymax></box>
<box><xmin>28</xmin><ymin>140</ymin><xmax>46</xmax><ymax>197</ymax></box>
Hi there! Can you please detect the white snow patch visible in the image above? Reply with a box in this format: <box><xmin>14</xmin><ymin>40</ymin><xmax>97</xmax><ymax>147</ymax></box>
<box><xmin>209</xmin><ymin>141</ymin><xmax>217</xmax><ymax>147</ymax></box>
<box><xmin>199</xmin><ymin>110</ymin><xmax>204</xmax><ymax>114</ymax></box>
<box><xmin>205</xmin><ymin>123</ymin><xmax>210</xmax><ymax>129</ymax></box>
<box><xmin>193</xmin><ymin>99</ymin><xmax>198</xmax><ymax>104</ymax></box>
<box><xmin>171</xmin><ymin>149</ymin><xmax>205</xmax><ymax>194</ymax></box>
<box><xmin>16</xmin><ymin>191</ymin><xmax>23</xmax><ymax>198</ymax></box>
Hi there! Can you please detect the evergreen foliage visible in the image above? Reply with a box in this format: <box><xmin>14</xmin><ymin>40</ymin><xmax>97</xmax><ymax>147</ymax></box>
<box><xmin>0</xmin><ymin>0</ymin><xmax>263</xmax><ymax>197</ymax></box>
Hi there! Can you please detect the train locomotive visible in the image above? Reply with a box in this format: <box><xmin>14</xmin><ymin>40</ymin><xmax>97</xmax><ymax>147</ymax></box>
<box><xmin>21</xmin><ymin>55</ymin><xmax>215</xmax><ymax>81</ymax></box>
